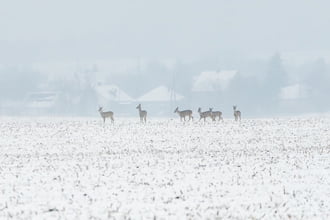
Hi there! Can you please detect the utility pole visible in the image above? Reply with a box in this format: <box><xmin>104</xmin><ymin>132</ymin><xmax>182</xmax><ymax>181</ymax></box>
<box><xmin>170</xmin><ymin>71</ymin><xmax>177</xmax><ymax>116</ymax></box>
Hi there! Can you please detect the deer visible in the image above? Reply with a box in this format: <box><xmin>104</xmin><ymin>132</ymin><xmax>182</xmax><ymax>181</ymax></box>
<box><xmin>233</xmin><ymin>105</ymin><xmax>241</xmax><ymax>121</ymax></box>
<box><xmin>98</xmin><ymin>107</ymin><xmax>114</xmax><ymax>123</ymax></box>
<box><xmin>136</xmin><ymin>104</ymin><xmax>147</xmax><ymax>123</ymax></box>
<box><xmin>197</xmin><ymin>107</ymin><xmax>213</xmax><ymax>122</ymax></box>
<box><xmin>174</xmin><ymin>107</ymin><xmax>193</xmax><ymax>121</ymax></box>
<box><xmin>209</xmin><ymin>108</ymin><xmax>223</xmax><ymax>121</ymax></box>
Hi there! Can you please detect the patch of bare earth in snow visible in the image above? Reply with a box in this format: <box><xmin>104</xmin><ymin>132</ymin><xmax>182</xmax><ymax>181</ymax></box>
<box><xmin>0</xmin><ymin>116</ymin><xmax>330</xmax><ymax>219</ymax></box>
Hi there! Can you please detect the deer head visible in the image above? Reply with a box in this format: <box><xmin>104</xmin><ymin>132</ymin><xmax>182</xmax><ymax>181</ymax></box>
<box><xmin>174</xmin><ymin>107</ymin><xmax>179</xmax><ymax>113</ymax></box>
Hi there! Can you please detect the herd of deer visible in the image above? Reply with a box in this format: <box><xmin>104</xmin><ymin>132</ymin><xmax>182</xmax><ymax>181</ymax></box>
<box><xmin>174</xmin><ymin>106</ymin><xmax>241</xmax><ymax>122</ymax></box>
<box><xmin>98</xmin><ymin>104</ymin><xmax>241</xmax><ymax>123</ymax></box>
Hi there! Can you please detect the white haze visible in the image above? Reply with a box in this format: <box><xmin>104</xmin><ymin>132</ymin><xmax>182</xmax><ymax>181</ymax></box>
<box><xmin>0</xmin><ymin>0</ymin><xmax>330</xmax><ymax>116</ymax></box>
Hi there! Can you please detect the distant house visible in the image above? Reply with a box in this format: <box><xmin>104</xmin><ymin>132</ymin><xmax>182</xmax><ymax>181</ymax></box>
<box><xmin>25</xmin><ymin>91</ymin><xmax>60</xmax><ymax>115</ymax></box>
<box><xmin>191</xmin><ymin>70</ymin><xmax>237</xmax><ymax>108</ymax></box>
<box><xmin>278</xmin><ymin>84</ymin><xmax>315</xmax><ymax>113</ymax></box>
<box><xmin>138</xmin><ymin>85</ymin><xmax>184</xmax><ymax>102</ymax></box>
<box><xmin>94</xmin><ymin>82</ymin><xmax>135</xmax><ymax>115</ymax></box>
<box><xmin>137</xmin><ymin>85</ymin><xmax>185</xmax><ymax>116</ymax></box>
<box><xmin>279</xmin><ymin>84</ymin><xmax>310</xmax><ymax>101</ymax></box>
<box><xmin>192</xmin><ymin>70</ymin><xmax>237</xmax><ymax>92</ymax></box>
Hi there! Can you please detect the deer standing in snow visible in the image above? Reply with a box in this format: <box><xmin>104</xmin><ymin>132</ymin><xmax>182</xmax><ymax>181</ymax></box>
<box><xmin>197</xmin><ymin>107</ymin><xmax>213</xmax><ymax>122</ymax></box>
<box><xmin>209</xmin><ymin>108</ymin><xmax>223</xmax><ymax>121</ymax></box>
<box><xmin>174</xmin><ymin>107</ymin><xmax>193</xmax><ymax>121</ymax></box>
<box><xmin>98</xmin><ymin>107</ymin><xmax>114</xmax><ymax>123</ymax></box>
<box><xmin>136</xmin><ymin>104</ymin><xmax>147</xmax><ymax>123</ymax></box>
<box><xmin>233</xmin><ymin>105</ymin><xmax>241</xmax><ymax>121</ymax></box>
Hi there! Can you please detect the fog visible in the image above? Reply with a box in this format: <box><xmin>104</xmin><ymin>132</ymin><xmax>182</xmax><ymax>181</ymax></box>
<box><xmin>1</xmin><ymin>0</ymin><xmax>330</xmax><ymax>117</ymax></box>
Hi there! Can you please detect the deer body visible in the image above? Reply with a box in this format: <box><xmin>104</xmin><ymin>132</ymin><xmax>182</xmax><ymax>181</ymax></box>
<box><xmin>209</xmin><ymin>108</ymin><xmax>223</xmax><ymax>121</ymax></box>
<box><xmin>198</xmin><ymin>107</ymin><xmax>213</xmax><ymax>122</ymax></box>
<box><xmin>136</xmin><ymin>104</ymin><xmax>147</xmax><ymax>123</ymax></box>
<box><xmin>174</xmin><ymin>107</ymin><xmax>193</xmax><ymax>121</ymax></box>
<box><xmin>233</xmin><ymin>106</ymin><xmax>241</xmax><ymax>121</ymax></box>
<box><xmin>98</xmin><ymin>107</ymin><xmax>114</xmax><ymax>123</ymax></box>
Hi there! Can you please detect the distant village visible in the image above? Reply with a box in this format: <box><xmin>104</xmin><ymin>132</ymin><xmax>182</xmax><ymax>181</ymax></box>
<box><xmin>1</xmin><ymin>54</ymin><xmax>329</xmax><ymax>117</ymax></box>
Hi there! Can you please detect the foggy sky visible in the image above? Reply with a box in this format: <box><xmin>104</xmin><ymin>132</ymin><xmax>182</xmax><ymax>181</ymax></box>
<box><xmin>1</xmin><ymin>0</ymin><xmax>330</xmax><ymax>116</ymax></box>
<box><xmin>1</xmin><ymin>0</ymin><xmax>330</xmax><ymax>64</ymax></box>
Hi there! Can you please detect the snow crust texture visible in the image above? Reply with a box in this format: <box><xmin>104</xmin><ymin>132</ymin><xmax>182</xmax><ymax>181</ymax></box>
<box><xmin>0</xmin><ymin>117</ymin><xmax>330</xmax><ymax>219</ymax></box>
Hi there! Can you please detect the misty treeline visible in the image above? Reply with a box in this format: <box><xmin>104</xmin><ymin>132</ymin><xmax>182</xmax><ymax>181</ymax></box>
<box><xmin>0</xmin><ymin>53</ymin><xmax>329</xmax><ymax>116</ymax></box>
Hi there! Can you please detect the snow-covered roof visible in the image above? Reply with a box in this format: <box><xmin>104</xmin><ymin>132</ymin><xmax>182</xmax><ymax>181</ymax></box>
<box><xmin>26</xmin><ymin>92</ymin><xmax>59</xmax><ymax>108</ymax></box>
<box><xmin>95</xmin><ymin>83</ymin><xmax>134</xmax><ymax>103</ymax></box>
<box><xmin>279</xmin><ymin>84</ymin><xmax>310</xmax><ymax>100</ymax></box>
<box><xmin>138</xmin><ymin>86</ymin><xmax>184</xmax><ymax>102</ymax></box>
<box><xmin>192</xmin><ymin>70</ymin><xmax>237</xmax><ymax>92</ymax></box>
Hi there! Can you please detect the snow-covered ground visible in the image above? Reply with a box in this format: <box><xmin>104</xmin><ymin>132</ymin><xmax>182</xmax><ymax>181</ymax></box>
<box><xmin>0</xmin><ymin>116</ymin><xmax>330</xmax><ymax>219</ymax></box>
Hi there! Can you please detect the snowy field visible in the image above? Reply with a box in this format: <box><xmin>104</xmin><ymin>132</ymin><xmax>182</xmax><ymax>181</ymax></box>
<box><xmin>0</xmin><ymin>116</ymin><xmax>330</xmax><ymax>219</ymax></box>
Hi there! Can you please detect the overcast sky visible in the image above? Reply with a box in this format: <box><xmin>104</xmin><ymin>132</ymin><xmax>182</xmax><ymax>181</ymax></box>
<box><xmin>1</xmin><ymin>0</ymin><xmax>330</xmax><ymax>115</ymax></box>
<box><xmin>1</xmin><ymin>0</ymin><xmax>329</xmax><ymax>66</ymax></box>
